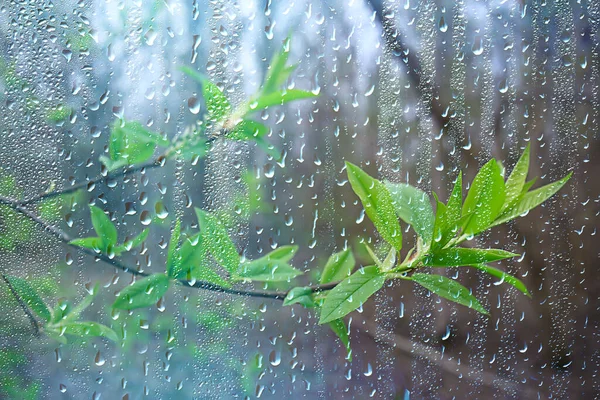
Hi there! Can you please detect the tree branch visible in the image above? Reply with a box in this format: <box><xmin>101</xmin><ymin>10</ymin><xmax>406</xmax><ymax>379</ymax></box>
<box><xmin>0</xmin><ymin>269</ymin><xmax>40</xmax><ymax>336</ymax></box>
<box><xmin>0</xmin><ymin>195</ymin><xmax>338</xmax><ymax>301</ymax></box>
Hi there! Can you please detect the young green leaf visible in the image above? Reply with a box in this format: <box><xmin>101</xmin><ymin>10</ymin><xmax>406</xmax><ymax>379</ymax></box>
<box><xmin>492</xmin><ymin>172</ymin><xmax>572</xmax><ymax>226</ymax></box>
<box><xmin>320</xmin><ymin>248</ymin><xmax>355</xmax><ymax>284</ymax></box>
<box><xmin>226</xmin><ymin>120</ymin><xmax>269</xmax><ymax>141</ymax></box>
<box><xmin>262</xmin><ymin>36</ymin><xmax>292</xmax><ymax>94</ymax></box>
<box><xmin>62</xmin><ymin>284</ymin><xmax>99</xmax><ymax>323</ymax></box>
<box><xmin>57</xmin><ymin>321</ymin><xmax>118</xmax><ymax>342</ymax></box>
<box><xmin>462</xmin><ymin>160</ymin><xmax>506</xmax><ymax>236</ymax></box>
<box><xmin>112</xmin><ymin>274</ymin><xmax>171</xmax><ymax>310</ymax></box>
<box><xmin>108</xmin><ymin>120</ymin><xmax>169</xmax><ymax>168</ymax></box>
<box><xmin>166</xmin><ymin>219</ymin><xmax>181</xmax><ymax>277</ymax></box>
<box><xmin>264</xmin><ymin>245</ymin><xmax>299</xmax><ymax>263</ymax></box>
<box><xmin>188</xmin><ymin>263</ymin><xmax>231</xmax><ymax>288</ymax></box>
<box><xmin>410</xmin><ymin>273</ymin><xmax>488</xmax><ymax>315</ymax></box>
<box><xmin>115</xmin><ymin>228</ymin><xmax>149</xmax><ymax>254</ymax></box>
<box><xmin>328</xmin><ymin>318</ymin><xmax>352</xmax><ymax>360</ymax></box>
<box><xmin>236</xmin><ymin>259</ymin><xmax>302</xmax><ymax>282</ymax></box>
<box><xmin>195</xmin><ymin>208</ymin><xmax>240</xmax><ymax>274</ymax></box>
<box><xmin>283</xmin><ymin>287</ymin><xmax>315</xmax><ymax>308</ymax></box>
<box><xmin>431</xmin><ymin>173</ymin><xmax>464</xmax><ymax>251</ymax></box>
<box><xmin>385</xmin><ymin>182</ymin><xmax>435</xmax><ymax>243</ymax></box>
<box><xmin>247</xmin><ymin>89</ymin><xmax>317</xmax><ymax>115</ymax></box>
<box><xmin>503</xmin><ymin>144</ymin><xmax>530</xmax><ymax>212</ymax></box>
<box><xmin>319</xmin><ymin>265</ymin><xmax>385</xmax><ymax>324</ymax></box>
<box><xmin>4</xmin><ymin>275</ymin><xmax>51</xmax><ymax>322</ymax></box>
<box><xmin>345</xmin><ymin>162</ymin><xmax>403</xmax><ymax>251</ymax></box>
<box><xmin>424</xmin><ymin>248</ymin><xmax>518</xmax><ymax>267</ymax></box>
<box><xmin>469</xmin><ymin>264</ymin><xmax>530</xmax><ymax>297</ymax></box>
<box><xmin>174</xmin><ymin>233</ymin><xmax>205</xmax><ymax>279</ymax></box>
<box><xmin>69</xmin><ymin>237</ymin><xmax>101</xmax><ymax>251</ymax></box>
<box><xmin>89</xmin><ymin>206</ymin><xmax>118</xmax><ymax>249</ymax></box>
<box><xmin>364</xmin><ymin>244</ymin><xmax>383</xmax><ymax>268</ymax></box>
<box><xmin>180</xmin><ymin>66</ymin><xmax>231</xmax><ymax>122</ymax></box>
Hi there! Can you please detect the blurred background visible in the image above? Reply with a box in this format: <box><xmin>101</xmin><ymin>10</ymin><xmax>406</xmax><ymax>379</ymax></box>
<box><xmin>0</xmin><ymin>0</ymin><xmax>598</xmax><ymax>398</ymax></box>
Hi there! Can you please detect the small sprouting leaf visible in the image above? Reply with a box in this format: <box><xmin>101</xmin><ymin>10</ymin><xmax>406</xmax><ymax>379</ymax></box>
<box><xmin>166</xmin><ymin>219</ymin><xmax>181</xmax><ymax>277</ymax></box>
<box><xmin>236</xmin><ymin>259</ymin><xmax>302</xmax><ymax>282</ymax></box>
<box><xmin>89</xmin><ymin>206</ymin><xmax>118</xmax><ymax>248</ymax></box>
<box><xmin>108</xmin><ymin>120</ymin><xmax>169</xmax><ymax>168</ymax></box>
<box><xmin>385</xmin><ymin>182</ymin><xmax>435</xmax><ymax>243</ymax></box>
<box><xmin>462</xmin><ymin>159</ymin><xmax>505</xmax><ymax>236</ymax></box>
<box><xmin>364</xmin><ymin>244</ymin><xmax>383</xmax><ymax>268</ymax></box>
<box><xmin>69</xmin><ymin>237</ymin><xmax>101</xmax><ymax>251</ymax></box>
<box><xmin>424</xmin><ymin>248</ymin><xmax>518</xmax><ymax>267</ymax></box>
<box><xmin>345</xmin><ymin>162</ymin><xmax>403</xmax><ymax>251</ymax></box>
<box><xmin>410</xmin><ymin>273</ymin><xmax>488</xmax><ymax>315</ymax></box>
<box><xmin>492</xmin><ymin>172</ymin><xmax>572</xmax><ymax>226</ymax></box>
<box><xmin>469</xmin><ymin>264</ymin><xmax>530</xmax><ymax>297</ymax></box>
<box><xmin>195</xmin><ymin>208</ymin><xmax>240</xmax><ymax>274</ymax></box>
<box><xmin>112</xmin><ymin>274</ymin><xmax>171</xmax><ymax>310</ymax></box>
<box><xmin>117</xmin><ymin>228</ymin><xmax>149</xmax><ymax>254</ymax></box>
<box><xmin>503</xmin><ymin>144</ymin><xmax>530</xmax><ymax>212</ymax></box>
<box><xmin>264</xmin><ymin>245</ymin><xmax>298</xmax><ymax>263</ymax></box>
<box><xmin>283</xmin><ymin>287</ymin><xmax>315</xmax><ymax>308</ymax></box>
<box><xmin>57</xmin><ymin>321</ymin><xmax>118</xmax><ymax>342</ymax></box>
<box><xmin>320</xmin><ymin>248</ymin><xmax>355</xmax><ymax>284</ymax></box>
<box><xmin>328</xmin><ymin>318</ymin><xmax>351</xmax><ymax>360</ymax></box>
<box><xmin>63</xmin><ymin>284</ymin><xmax>99</xmax><ymax>323</ymax></box>
<box><xmin>248</xmin><ymin>89</ymin><xmax>317</xmax><ymax>115</ymax></box>
<box><xmin>4</xmin><ymin>275</ymin><xmax>51</xmax><ymax>322</ymax></box>
<box><xmin>431</xmin><ymin>174</ymin><xmax>464</xmax><ymax>251</ymax></box>
<box><xmin>319</xmin><ymin>266</ymin><xmax>385</xmax><ymax>324</ymax></box>
<box><xmin>226</xmin><ymin>120</ymin><xmax>269</xmax><ymax>141</ymax></box>
<box><xmin>262</xmin><ymin>36</ymin><xmax>293</xmax><ymax>94</ymax></box>
<box><xmin>180</xmin><ymin>66</ymin><xmax>231</xmax><ymax>123</ymax></box>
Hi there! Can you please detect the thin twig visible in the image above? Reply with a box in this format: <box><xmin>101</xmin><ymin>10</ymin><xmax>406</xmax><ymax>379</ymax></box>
<box><xmin>20</xmin><ymin>136</ymin><xmax>218</xmax><ymax>205</ymax></box>
<box><xmin>0</xmin><ymin>195</ymin><xmax>338</xmax><ymax>300</ymax></box>
<box><xmin>0</xmin><ymin>269</ymin><xmax>40</xmax><ymax>335</ymax></box>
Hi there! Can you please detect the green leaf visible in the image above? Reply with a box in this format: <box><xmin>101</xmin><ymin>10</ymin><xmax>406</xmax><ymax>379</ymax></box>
<box><xmin>4</xmin><ymin>275</ymin><xmax>51</xmax><ymax>322</ymax></box>
<box><xmin>431</xmin><ymin>173</ymin><xmax>463</xmax><ymax>251</ymax></box>
<box><xmin>248</xmin><ymin>89</ymin><xmax>317</xmax><ymax>115</ymax></box>
<box><xmin>469</xmin><ymin>264</ymin><xmax>530</xmax><ymax>297</ymax></box>
<box><xmin>503</xmin><ymin>144</ymin><xmax>530</xmax><ymax>212</ymax></box>
<box><xmin>108</xmin><ymin>120</ymin><xmax>168</xmax><ymax>168</ymax></box>
<box><xmin>264</xmin><ymin>245</ymin><xmax>298</xmax><ymax>263</ymax></box>
<box><xmin>180</xmin><ymin>66</ymin><xmax>231</xmax><ymax>122</ymax></box>
<box><xmin>89</xmin><ymin>206</ymin><xmax>118</xmax><ymax>248</ymax></box>
<box><xmin>236</xmin><ymin>259</ymin><xmax>302</xmax><ymax>282</ymax></box>
<box><xmin>188</xmin><ymin>263</ymin><xmax>231</xmax><ymax>288</ymax></box>
<box><xmin>57</xmin><ymin>321</ymin><xmax>118</xmax><ymax>342</ymax></box>
<box><xmin>319</xmin><ymin>265</ymin><xmax>385</xmax><ymax>324</ymax></box>
<box><xmin>117</xmin><ymin>228</ymin><xmax>149</xmax><ymax>254</ymax></box>
<box><xmin>226</xmin><ymin>120</ymin><xmax>269</xmax><ymax>141</ymax></box>
<box><xmin>63</xmin><ymin>284</ymin><xmax>99</xmax><ymax>323</ymax></box>
<box><xmin>255</xmin><ymin>137</ymin><xmax>282</xmax><ymax>160</ymax></box>
<box><xmin>385</xmin><ymin>182</ymin><xmax>435</xmax><ymax>243</ymax></box>
<box><xmin>69</xmin><ymin>237</ymin><xmax>101</xmax><ymax>251</ymax></box>
<box><xmin>262</xmin><ymin>36</ymin><xmax>293</xmax><ymax>94</ymax></box>
<box><xmin>492</xmin><ymin>172</ymin><xmax>572</xmax><ymax>226</ymax></box>
<box><xmin>424</xmin><ymin>248</ymin><xmax>518</xmax><ymax>267</ymax></box>
<box><xmin>345</xmin><ymin>162</ymin><xmax>403</xmax><ymax>251</ymax></box>
<box><xmin>410</xmin><ymin>273</ymin><xmax>488</xmax><ymax>315</ymax></box>
<box><xmin>174</xmin><ymin>233</ymin><xmax>205</xmax><ymax>279</ymax></box>
<box><xmin>195</xmin><ymin>208</ymin><xmax>240</xmax><ymax>274</ymax></box>
<box><xmin>462</xmin><ymin>160</ymin><xmax>506</xmax><ymax>236</ymax></box>
<box><xmin>328</xmin><ymin>318</ymin><xmax>351</xmax><ymax>360</ymax></box>
<box><xmin>112</xmin><ymin>274</ymin><xmax>171</xmax><ymax>310</ymax></box>
<box><xmin>166</xmin><ymin>219</ymin><xmax>181</xmax><ymax>277</ymax></box>
<box><xmin>283</xmin><ymin>287</ymin><xmax>315</xmax><ymax>308</ymax></box>
<box><xmin>320</xmin><ymin>249</ymin><xmax>355</xmax><ymax>284</ymax></box>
